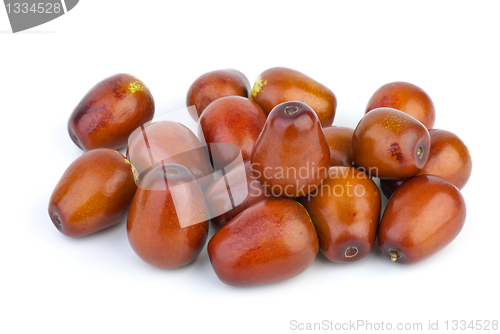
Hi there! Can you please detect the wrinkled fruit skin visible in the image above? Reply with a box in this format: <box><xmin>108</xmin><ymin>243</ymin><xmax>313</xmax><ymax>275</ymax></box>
<box><xmin>126</xmin><ymin>120</ymin><xmax>213</xmax><ymax>190</ymax></box>
<box><xmin>366</xmin><ymin>81</ymin><xmax>435</xmax><ymax>129</ymax></box>
<box><xmin>323</xmin><ymin>126</ymin><xmax>354</xmax><ymax>166</ymax></box>
<box><xmin>251</xmin><ymin>101</ymin><xmax>330</xmax><ymax>197</ymax></box>
<box><xmin>186</xmin><ymin>69</ymin><xmax>251</xmax><ymax>121</ymax></box>
<box><xmin>378</xmin><ymin>175</ymin><xmax>466</xmax><ymax>264</ymax></box>
<box><xmin>379</xmin><ymin>129</ymin><xmax>472</xmax><ymax>198</ymax></box>
<box><xmin>127</xmin><ymin>164</ymin><xmax>209</xmax><ymax>269</ymax></box>
<box><xmin>68</xmin><ymin>73</ymin><xmax>155</xmax><ymax>151</ymax></box>
<box><xmin>198</xmin><ymin>96</ymin><xmax>266</xmax><ymax>169</ymax></box>
<box><xmin>301</xmin><ymin>167</ymin><xmax>381</xmax><ymax>263</ymax></box>
<box><xmin>208</xmin><ymin>198</ymin><xmax>319</xmax><ymax>286</ymax></box>
<box><xmin>48</xmin><ymin>148</ymin><xmax>138</xmax><ymax>237</ymax></box>
<box><xmin>250</xmin><ymin>67</ymin><xmax>336</xmax><ymax>127</ymax></box>
<box><xmin>351</xmin><ymin>107</ymin><xmax>430</xmax><ymax>179</ymax></box>
<box><xmin>204</xmin><ymin>160</ymin><xmax>268</xmax><ymax>229</ymax></box>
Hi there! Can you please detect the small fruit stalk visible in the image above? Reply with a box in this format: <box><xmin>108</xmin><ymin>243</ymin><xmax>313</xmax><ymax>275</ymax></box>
<box><xmin>127</xmin><ymin>164</ymin><xmax>209</xmax><ymax>269</ymax></box>
<box><xmin>378</xmin><ymin>175</ymin><xmax>466</xmax><ymax>264</ymax></box>
<box><xmin>48</xmin><ymin>149</ymin><xmax>139</xmax><ymax>237</ymax></box>
<box><xmin>251</xmin><ymin>101</ymin><xmax>330</xmax><ymax>197</ymax></box>
<box><xmin>250</xmin><ymin>67</ymin><xmax>337</xmax><ymax>127</ymax></box>
<box><xmin>68</xmin><ymin>73</ymin><xmax>155</xmax><ymax>151</ymax></box>
<box><xmin>301</xmin><ymin>167</ymin><xmax>381</xmax><ymax>263</ymax></box>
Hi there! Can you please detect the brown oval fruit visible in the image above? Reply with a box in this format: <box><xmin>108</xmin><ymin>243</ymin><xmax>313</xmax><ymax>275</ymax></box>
<box><xmin>186</xmin><ymin>69</ymin><xmax>251</xmax><ymax>120</ymax></box>
<box><xmin>208</xmin><ymin>198</ymin><xmax>319</xmax><ymax>286</ymax></box>
<box><xmin>68</xmin><ymin>73</ymin><xmax>155</xmax><ymax>150</ymax></box>
<box><xmin>417</xmin><ymin>129</ymin><xmax>472</xmax><ymax>189</ymax></box>
<box><xmin>48</xmin><ymin>148</ymin><xmax>138</xmax><ymax>237</ymax></box>
<box><xmin>301</xmin><ymin>167</ymin><xmax>381</xmax><ymax>263</ymax></box>
<box><xmin>126</xmin><ymin>120</ymin><xmax>213</xmax><ymax>190</ymax></box>
<box><xmin>127</xmin><ymin>164</ymin><xmax>209</xmax><ymax>269</ymax></box>
<box><xmin>351</xmin><ymin>107</ymin><xmax>430</xmax><ymax>179</ymax></box>
<box><xmin>204</xmin><ymin>160</ymin><xmax>268</xmax><ymax>229</ymax></box>
<box><xmin>323</xmin><ymin>126</ymin><xmax>354</xmax><ymax>166</ymax></box>
<box><xmin>250</xmin><ymin>67</ymin><xmax>337</xmax><ymax>127</ymax></box>
<box><xmin>198</xmin><ymin>96</ymin><xmax>266</xmax><ymax>169</ymax></box>
<box><xmin>366</xmin><ymin>81</ymin><xmax>435</xmax><ymax>129</ymax></box>
<box><xmin>251</xmin><ymin>101</ymin><xmax>330</xmax><ymax>197</ymax></box>
<box><xmin>378</xmin><ymin>175</ymin><xmax>466</xmax><ymax>264</ymax></box>
<box><xmin>380</xmin><ymin>128</ymin><xmax>472</xmax><ymax>198</ymax></box>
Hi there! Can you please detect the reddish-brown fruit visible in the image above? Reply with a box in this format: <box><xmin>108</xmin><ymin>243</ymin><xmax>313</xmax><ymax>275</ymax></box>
<box><xmin>417</xmin><ymin>129</ymin><xmax>472</xmax><ymax>188</ymax></box>
<box><xmin>380</xmin><ymin>129</ymin><xmax>472</xmax><ymax>198</ymax></box>
<box><xmin>126</xmin><ymin>120</ymin><xmax>213</xmax><ymax>190</ymax></box>
<box><xmin>204</xmin><ymin>160</ymin><xmax>268</xmax><ymax>229</ymax></box>
<box><xmin>68</xmin><ymin>73</ymin><xmax>154</xmax><ymax>150</ymax></box>
<box><xmin>250</xmin><ymin>67</ymin><xmax>337</xmax><ymax>127</ymax></box>
<box><xmin>378</xmin><ymin>175</ymin><xmax>466</xmax><ymax>264</ymax></box>
<box><xmin>48</xmin><ymin>148</ymin><xmax>139</xmax><ymax>237</ymax></box>
<box><xmin>208</xmin><ymin>198</ymin><xmax>319</xmax><ymax>286</ymax></box>
<box><xmin>251</xmin><ymin>101</ymin><xmax>330</xmax><ymax>197</ymax></box>
<box><xmin>186</xmin><ymin>69</ymin><xmax>251</xmax><ymax>120</ymax></box>
<box><xmin>301</xmin><ymin>167</ymin><xmax>381</xmax><ymax>263</ymax></box>
<box><xmin>127</xmin><ymin>164</ymin><xmax>209</xmax><ymax>269</ymax></box>
<box><xmin>323</xmin><ymin>126</ymin><xmax>354</xmax><ymax>166</ymax></box>
<box><xmin>351</xmin><ymin>107</ymin><xmax>430</xmax><ymax>179</ymax></box>
<box><xmin>366</xmin><ymin>81</ymin><xmax>435</xmax><ymax>129</ymax></box>
<box><xmin>198</xmin><ymin>96</ymin><xmax>266</xmax><ymax>169</ymax></box>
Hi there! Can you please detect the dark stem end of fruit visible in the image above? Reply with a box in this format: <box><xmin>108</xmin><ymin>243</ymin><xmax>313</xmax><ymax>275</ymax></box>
<box><xmin>163</xmin><ymin>167</ymin><xmax>180</xmax><ymax>177</ymax></box>
<box><xmin>345</xmin><ymin>246</ymin><xmax>358</xmax><ymax>258</ymax></box>
<box><xmin>417</xmin><ymin>146</ymin><xmax>424</xmax><ymax>159</ymax></box>
<box><xmin>284</xmin><ymin>106</ymin><xmax>299</xmax><ymax>115</ymax></box>
<box><xmin>389</xmin><ymin>249</ymin><xmax>400</xmax><ymax>262</ymax></box>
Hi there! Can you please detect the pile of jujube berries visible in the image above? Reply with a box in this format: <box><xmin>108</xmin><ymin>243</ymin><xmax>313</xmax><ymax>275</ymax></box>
<box><xmin>48</xmin><ymin>68</ymin><xmax>472</xmax><ymax>286</ymax></box>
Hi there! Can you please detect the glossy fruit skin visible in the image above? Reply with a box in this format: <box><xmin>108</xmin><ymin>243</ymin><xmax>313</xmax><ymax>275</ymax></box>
<box><xmin>323</xmin><ymin>126</ymin><xmax>354</xmax><ymax>166</ymax></box>
<box><xmin>417</xmin><ymin>129</ymin><xmax>472</xmax><ymax>188</ymax></box>
<box><xmin>301</xmin><ymin>167</ymin><xmax>381</xmax><ymax>263</ymax></box>
<box><xmin>250</xmin><ymin>67</ymin><xmax>337</xmax><ymax>127</ymax></box>
<box><xmin>126</xmin><ymin>120</ymin><xmax>213</xmax><ymax>190</ymax></box>
<box><xmin>68</xmin><ymin>73</ymin><xmax>155</xmax><ymax>151</ymax></box>
<box><xmin>48</xmin><ymin>148</ymin><xmax>138</xmax><ymax>237</ymax></box>
<box><xmin>251</xmin><ymin>101</ymin><xmax>330</xmax><ymax>197</ymax></box>
<box><xmin>380</xmin><ymin>129</ymin><xmax>472</xmax><ymax>198</ymax></box>
<box><xmin>204</xmin><ymin>160</ymin><xmax>268</xmax><ymax>229</ymax></box>
<box><xmin>366</xmin><ymin>81</ymin><xmax>435</xmax><ymax>129</ymax></box>
<box><xmin>186</xmin><ymin>69</ymin><xmax>251</xmax><ymax>121</ymax></box>
<box><xmin>351</xmin><ymin>107</ymin><xmax>430</xmax><ymax>179</ymax></box>
<box><xmin>208</xmin><ymin>198</ymin><xmax>319</xmax><ymax>286</ymax></box>
<box><xmin>198</xmin><ymin>96</ymin><xmax>266</xmax><ymax>169</ymax></box>
<box><xmin>378</xmin><ymin>175</ymin><xmax>466</xmax><ymax>264</ymax></box>
<box><xmin>127</xmin><ymin>164</ymin><xmax>209</xmax><ymax>269</ymax></box>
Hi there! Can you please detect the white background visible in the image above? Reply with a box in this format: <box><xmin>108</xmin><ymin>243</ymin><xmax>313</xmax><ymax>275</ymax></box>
<box><xmin>1</xmin><ymin>1</ymin><xmax>499</xmax><ymax>333</ymax></box>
